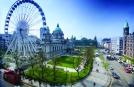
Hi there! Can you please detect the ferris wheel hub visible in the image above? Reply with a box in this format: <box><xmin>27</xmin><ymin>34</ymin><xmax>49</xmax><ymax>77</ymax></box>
<box><xmin>17</xmin><ymin>20</ymin><xmax>29</xmax><ymax>32</ymax></box>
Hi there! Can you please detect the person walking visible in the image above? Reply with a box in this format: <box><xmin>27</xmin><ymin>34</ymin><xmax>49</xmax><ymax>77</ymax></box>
<box><xmin>93</xmin><ymin>82</ymin><xmax>96</xmax><ymax>87</ymax></box>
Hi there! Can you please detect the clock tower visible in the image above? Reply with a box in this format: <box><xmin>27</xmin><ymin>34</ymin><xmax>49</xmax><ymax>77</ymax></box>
<box><xmin>123</xmin><ymin>20</ymin><xmax>129</xmax><ymax>55</ymax></box>
<box><xmin>123</xmin><ymin>20</ymin><xmax>129</xmax><ymax>36</ymax></box>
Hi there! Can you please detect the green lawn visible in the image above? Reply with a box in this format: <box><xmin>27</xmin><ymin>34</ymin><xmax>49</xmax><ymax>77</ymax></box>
<box><xmin>6</xmin><ymin>54</ymin><xmax>12</xmax><ymax>58</ymax></box>
<box><xmin>47</xmin><ymin>56</ymin><xmax>83</xmax><ymax>68</ymax></box>
<box><xmin>25</xmin><ymin>60</ymin><xmax>92</xmax><ymax>84</ymax></box>
<box><xmin>80</xmin><ymin>49</ymin><xmax>86</xmax><ymax>52</ymax></box>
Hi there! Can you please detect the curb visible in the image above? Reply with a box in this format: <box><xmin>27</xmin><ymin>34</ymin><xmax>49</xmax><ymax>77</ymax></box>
<box><xmin>21</xmin><ymin>81</ymin><xmax>37</xmax><ymax>87</ymax></box>
<box><xmin>107</xmin><ymin>71</ymin><xmax>113</xmax><ymax>87</ymax></box>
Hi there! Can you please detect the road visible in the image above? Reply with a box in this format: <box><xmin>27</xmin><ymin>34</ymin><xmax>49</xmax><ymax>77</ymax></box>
<box><xmin>100</xmin><ymin>49</ymin><xmax>134</xmax><ymax>87</ymax></box>
<box><xmin>0</xmin><ymin>73</ymin><xmax>14</xmax><ymax>87</ymax></box>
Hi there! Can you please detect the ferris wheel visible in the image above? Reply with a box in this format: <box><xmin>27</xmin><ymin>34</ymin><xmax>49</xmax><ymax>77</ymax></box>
<box><xmin>4</xmin><ymin>0</ymin><xmax>46</xmax><ymax>59</ymax></box>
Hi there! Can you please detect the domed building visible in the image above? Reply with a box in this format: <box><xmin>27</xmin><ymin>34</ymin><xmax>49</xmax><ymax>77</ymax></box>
<box><xmin>40</xmin><ymin>24</ymin><xmax>75</xmax><ymax>59</ymax></box>
<box><xmin>52</xmin><ymin>24</ymin><xmax>64</xmax><ymax>40</ymax></box>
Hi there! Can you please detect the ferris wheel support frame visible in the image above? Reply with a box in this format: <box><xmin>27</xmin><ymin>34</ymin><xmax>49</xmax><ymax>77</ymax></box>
<box><xmin>4</xmin><ymin>0</ymin><xmax>47</xmax><ymax>63</ymax></box>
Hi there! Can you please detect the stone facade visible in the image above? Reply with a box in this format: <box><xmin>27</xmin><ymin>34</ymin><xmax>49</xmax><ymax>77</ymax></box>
<box><xmin>123</xmin><ymin>21</ymin><xmax>134</xmax><ymax>58</ymax></box>
<box><xmin>40</xmin><ymin>24</ymin><xmax>75</xmax><ymax>59</ymax></box>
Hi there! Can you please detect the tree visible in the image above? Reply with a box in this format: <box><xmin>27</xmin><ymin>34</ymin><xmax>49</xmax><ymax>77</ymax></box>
<box><xmin>100</xmin><ymin>54</ymin><xmax>104</xmax><ymax>63</ymax></box>
<box><xmin>130</xmin><ymin>58</ymin><xmax>134</xmax><ymax>66</ymax></box>
<box><xmin>85</xmin><ymin>44</ymin><xmax>95</xmax><ymax>65</ymax></box>
<box><xmin>37</xmin><ymin>50</ymin><xmax>47</xmax><ymax>79</ymax></box>
<box><xmin>72</xmin><ymin>47</ymin><xmax>81</xmax><ymax>78</ymax></box>
<box><xmin>51</xmin><ymin>53</ymin><xmax>59</xmax><ymax>81</ymax></box>
<box><xmin>103</xmin><ymin>62</ymin><xmax>108</xmax><ymax>70</ymax></box>
<box><xmin>12</xmin><ymin>49</ymin><xmax>21</xmax><ymax>73</ymax></box>
<box><xmin>0</xmin><ymin>50</ymin><xmax>4</xmax><ymax>57</ymax></box>
<box><xmin>28</xmin><ymin>54</ymin><xmax>38</xmax><ymax>75</ymax></box>
<box><xmin>70</xmin><ymin>74</ymin><xmax>74</xmax><ymax>87</ymax></box>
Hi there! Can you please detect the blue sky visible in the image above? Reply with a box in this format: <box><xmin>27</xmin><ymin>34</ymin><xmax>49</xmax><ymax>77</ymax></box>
<box><xmin>0</xmin><ymin>0</ymin><xmax>134</xmax><ymax>40</ymax></box>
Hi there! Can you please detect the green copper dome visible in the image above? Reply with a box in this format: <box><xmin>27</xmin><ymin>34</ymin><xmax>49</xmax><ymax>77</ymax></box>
<box><xmin>124</xmin><ymin>20</ymin><xmax>129</xmax><ymax>28</ymax></box>
<box><xmin>46</xmin><ymin>26</ymin><xmax>49</xmax><ymax>30</ymax></box>
<box><xmin>54</xmin><ymin>24</ymin><xmax>62</xmax><ymax>31</ymax></box>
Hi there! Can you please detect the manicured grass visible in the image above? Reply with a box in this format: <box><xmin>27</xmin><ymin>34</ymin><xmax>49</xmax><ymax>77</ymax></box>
<box><xmin>25</xmin><ymin>61</ymin><xmax>92</xmax><ymax>84</ymax></box>
<box><xmin>80</xmin><ymin>49</ymin><xmax>86</xmax><ymax>52</ymax></box>
<box><xmin>47</xmin><ymin>56</ymin><xmax>83</xmax><ymax>68</ymax></box>
<box><xmin>6</xmin><ymin>54</ymin><xmax>12</xmax><ymax>58</ymax></box>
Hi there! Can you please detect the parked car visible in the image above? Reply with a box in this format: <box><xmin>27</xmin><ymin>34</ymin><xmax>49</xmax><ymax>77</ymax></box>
<box><xmin>124</xmin><ymin>66</ymin><xmax>132</xmax><ymax>73</ymax></box>
<box><xmin>112</xmin><ymin>72</ymin><xmax>119</xmax><ymax>79</ymax></box>
<box><xmin>118</xmin><ymin>60</ymin><xmax>122</xmax><ymax>63</ymax></box>
<box><xmin>109</xmin><ymin>66</ymin><xmax>114</xmax><ymax>70</ymax></box>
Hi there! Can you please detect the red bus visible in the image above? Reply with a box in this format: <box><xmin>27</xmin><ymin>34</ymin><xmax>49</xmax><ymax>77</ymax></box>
<box><xmin>3</xmin><ymin>69</ymin><xmax>21</xmax><ymax>84</ymax></box>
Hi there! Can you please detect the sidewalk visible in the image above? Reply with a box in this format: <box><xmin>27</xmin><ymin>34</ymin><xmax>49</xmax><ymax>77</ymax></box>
<box><xmin>22</xmin><ymin>57</ymin><xmax>111</xmax><ymax>87</ymax></box>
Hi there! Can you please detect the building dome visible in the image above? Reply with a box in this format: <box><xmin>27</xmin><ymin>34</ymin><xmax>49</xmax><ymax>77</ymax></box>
<box><xmin>54</xmin><ymin>24</ymin><xmax>62</xmax><ymax>31</ymax></box>
<box><xmin>46</xmin><ymin>26</ymin><xmax>49</xmax><ymax>30</ymax></box>
<box><xmin>124</xmin><ymin>20</ymin><xmax>129</xmax><ymax>28</ymax></box>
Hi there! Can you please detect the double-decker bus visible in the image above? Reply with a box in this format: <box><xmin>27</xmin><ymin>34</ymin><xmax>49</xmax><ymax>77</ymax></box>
<box><xmin>3</xmin><ymin>69</ymin><xmax>21</xmax><ymax>84</ymax></box>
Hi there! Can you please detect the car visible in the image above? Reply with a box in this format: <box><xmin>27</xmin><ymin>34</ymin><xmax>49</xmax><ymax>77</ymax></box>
<box><xmin>109</xmin><ymin>66</ymin><xmax>114</xmax><ymax>70</ymax></box>
<box><xmin>112</xmin><ymin>72</ymin><xmax>119</xmax><ymax>79</ymax></box>
<box><xmin>118</xmin><ymin>60</ymin><xmax>122</xmax><ymax>63</ymax></box>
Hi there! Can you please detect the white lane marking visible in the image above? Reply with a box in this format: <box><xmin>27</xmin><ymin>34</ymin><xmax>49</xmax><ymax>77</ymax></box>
<box><xmin>127</xmin><ymin>82</ymin><xmax>130</xmax><ymax>84</ymax></box>
<box><xmin>118</xmin><ymin>80</ymin><xmax>121</xmax><ymax>82</ymax></box>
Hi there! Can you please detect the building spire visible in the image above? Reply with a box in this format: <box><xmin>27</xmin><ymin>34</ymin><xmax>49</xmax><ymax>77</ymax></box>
<box><xmin>57</xmin><ymin>23</ymin><xmax>59</xmax><ymax>27</ymax></box>
<box><xmin>124</xmin><ymin>20</ymin><xmax>129</xmax><ymax>28</ymax></box>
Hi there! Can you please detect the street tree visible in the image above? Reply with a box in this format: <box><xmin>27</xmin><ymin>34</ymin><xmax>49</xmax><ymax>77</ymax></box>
<box><xmin>103</xmin><ymin>62</ymin><xmax>108</xmax><ymax>70</ymax></box>
<box><xmin>12</xmin><ymin>49</ymin><xmax>21</xmax><ymax>73</ymax></box>
<box><xmin>72</xmin><ymin>47</ymin><xmax>81</xmax><ymax>78</ymax></box>
<box><xmin>51</xmin><ymin>53</ymin><xmax>59</xmax><ymax>81</ymax></box>
<box><xmin>28</xmin><ymin>54</ymin><xmax>38</xmax><ymax>75</ymax></box>
<box><xmin>100</xmin><ymin>54</ymin><xmax>104</xmax><ymax>63</ymax></box>
<box><xmin>70</xmin><ymin>74</ymin><xmax>74</xmax><ymax>87</ymax></box>
<box><xmin>37</xmin><ymin>50</ymin><xmax>47</xmax><ymax>79</ymax></box>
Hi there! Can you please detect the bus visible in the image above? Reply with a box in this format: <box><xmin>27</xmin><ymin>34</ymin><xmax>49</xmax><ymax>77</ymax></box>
<box><xmin>3</xmin><ymin>69</ymin><xmax>21</xmax><ymax>84</ymax></box>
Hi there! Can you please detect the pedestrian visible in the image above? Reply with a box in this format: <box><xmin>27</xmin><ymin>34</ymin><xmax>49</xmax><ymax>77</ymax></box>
<box><xmin>93</xmin><ymin>82</ymin><xmax>96</xmax><ymax>87</ymax></box>
<box><xmin>98</xmin><ymin>64</ymin><xmax>99</xmax><ymax>66</ymax></box>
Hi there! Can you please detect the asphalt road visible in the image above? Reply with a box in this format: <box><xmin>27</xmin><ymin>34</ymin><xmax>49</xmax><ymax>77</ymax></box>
<box><xmin>100</xmin><ymin>49</ymin><xmax>134</xmax><ymax>87</ymax></box>
<box><xmin>0</xmin><ymin>73</ymin><xmax>14</xmax><ymax>87</ymax></box>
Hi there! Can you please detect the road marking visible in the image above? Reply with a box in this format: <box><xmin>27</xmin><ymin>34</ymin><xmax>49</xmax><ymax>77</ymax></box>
<box><xmin>127</xmin><ymin>82</ymin><xmax>130</xmax><ymax>84</ymax></box>
<box><xmin>118</xmin><ymin>80</ymin><xmax>121</xmax><ymax>82</ymax></box>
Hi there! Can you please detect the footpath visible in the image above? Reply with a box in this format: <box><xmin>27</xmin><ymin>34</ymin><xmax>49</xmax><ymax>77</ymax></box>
<box><xmin>22</xmin><ymin>57</ymin><xmax>111</xmax><ymax>87</ymax></box>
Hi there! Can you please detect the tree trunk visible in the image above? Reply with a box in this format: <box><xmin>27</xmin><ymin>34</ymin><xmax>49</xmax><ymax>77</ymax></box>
<box><xmin>54</xmin><ymin>66</ymin><xmax>56</xmax><ymax>81</ymax></box>
<box><xmin>77</xmin><ymin>70</ymin><xmax>79</xmax><ymax>78</ymax></box>
<box><xmin>32</xmin><ymin>64</ymin><xmax>34</xmax><ymax>75</ymax></box>
<box><xmin>41</xmin><ymin>67</ymin><xmax>44</xmax><ymax>79</ymax></box>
